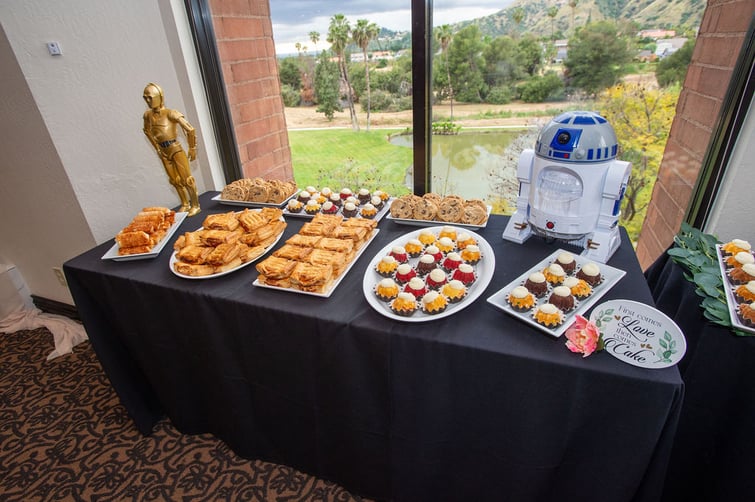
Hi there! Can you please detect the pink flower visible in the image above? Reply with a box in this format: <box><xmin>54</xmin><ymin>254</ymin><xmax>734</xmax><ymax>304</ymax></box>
<box><xmin>565</xmin><ymin>315</ymin><xmax>601</xmax><ymax>357</ymax></box>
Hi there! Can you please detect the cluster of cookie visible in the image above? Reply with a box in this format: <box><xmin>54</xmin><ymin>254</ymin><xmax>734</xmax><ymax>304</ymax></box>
<box><xmin>389</xmin><ymin>193</ymin><xmax>488</xmax><ymax>225</ymax></box>
<box><xmin>220</xmin><ymin>178</ymin><xmax>298</xmax><ymax>204</ymax></box>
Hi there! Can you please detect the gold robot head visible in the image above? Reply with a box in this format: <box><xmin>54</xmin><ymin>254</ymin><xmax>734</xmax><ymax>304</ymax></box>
<box><xmin>143</xmin><ymin>82</ymin><xmax>164</xmax><ymax>109</ymax></box>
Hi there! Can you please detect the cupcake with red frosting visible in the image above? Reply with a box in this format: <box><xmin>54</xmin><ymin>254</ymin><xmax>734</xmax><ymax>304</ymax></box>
<box><xmin>394</xmin><ymin>263</ymin><xmax>417</xmax><ymax>285</ymax></box>
<box><xmin>404</xmin><ymin>277</ymin><xmax>428</xmax><ymax>298</ymax></box>
<box><xmin>442</xmin><ymin>252</ymin><xmax>463</xmax><ymax>272</ymax></box>
<box><xmin>426</xmin><ymin>268</ymin><xmax>449</xmax><ymax>290</ymax></box>
<box><xmin>389</xmin><ymin>246</ymin><xmax>409</xmax><ymax>263</ymax></box>
<box><xmin>452</xmin><ymin>263</ymin><xmax>476</xmax><ymax>285</ymax></box>
<box><xmin>424</xmin><ymin>245</ymin><xmax>443</xmax><ymax>263</ymax></box>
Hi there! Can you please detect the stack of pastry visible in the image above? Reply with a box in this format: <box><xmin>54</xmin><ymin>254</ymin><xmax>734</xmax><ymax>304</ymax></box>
<box><xmin>220</xmin><ymin>178</ymin><xmax>298</xmax><ymax>204</ymax></box>
<box><xmin>116</xmin><ymin>206</ymin><xmax>176</xmax><ymax>256</ymax></box>
<box><xmin>172</xmin><ymin>208</ymin><xmax>286</xmax><ymax>277</ymax></box>
<box><xmin>389</xmin><ymin>193</ymin><xmax>488</xmax><ymax>226</ymax></box>
<box><xmin>256</xmin><ymin>213</ymin><xmax>377</xmax><ymax>294</ymax></box>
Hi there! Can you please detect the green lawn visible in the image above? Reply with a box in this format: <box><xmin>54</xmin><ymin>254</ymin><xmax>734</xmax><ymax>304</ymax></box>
<box><xmin>288</xmin><ymin>128</ymin><xmax>413</xmax><ymax>195</ymax></box>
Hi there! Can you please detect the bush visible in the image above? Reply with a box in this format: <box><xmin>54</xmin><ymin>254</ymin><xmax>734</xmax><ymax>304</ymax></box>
<box><xmin>518</xmin><ymin>73</ymin><xmax>563</xmax><ymax>103</ymax></box>
<box><xmin>486</xmin><ymin>86</ymin><xmax>513</xmax><ymax>105</ymax></box>
<box><xmin>280</xmin><ymin>84</ymin><xmax>301</xmax><ymax>107</ymax></box>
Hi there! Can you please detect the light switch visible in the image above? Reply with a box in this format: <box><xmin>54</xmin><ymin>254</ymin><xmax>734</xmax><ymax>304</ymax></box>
<box><xmin>47</xmin><ymin>42</ymin><xmax>62</xmax><ymax>56</ymax></box>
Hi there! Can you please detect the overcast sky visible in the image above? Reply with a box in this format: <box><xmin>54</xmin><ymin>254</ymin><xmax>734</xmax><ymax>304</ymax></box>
<box><xmin>270</xmin><ymin>0</ymin><xmax>515</xmax><ymax>55</ymax></box>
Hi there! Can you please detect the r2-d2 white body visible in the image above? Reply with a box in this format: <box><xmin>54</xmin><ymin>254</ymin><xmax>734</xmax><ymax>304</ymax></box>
<box><xmin>502</xmin><ymin>111</ymin><xmax>631</xmax><ymax>263</ymax></box>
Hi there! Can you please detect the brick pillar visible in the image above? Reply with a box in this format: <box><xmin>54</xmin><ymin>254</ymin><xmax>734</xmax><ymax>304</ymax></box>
<box><xmin>635</xmin><ymin>0</ymin><xmax>755</xmax><ymax>269</ymax></box>
<box><xmin>209</xmin><ymin>0</ymin><xmax>293</xmax><ymax>181</ymax></box>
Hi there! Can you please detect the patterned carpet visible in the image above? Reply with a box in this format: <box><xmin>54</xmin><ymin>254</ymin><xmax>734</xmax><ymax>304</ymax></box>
<box><xmin>0</xmin><ymin>328</ymin><xmax>369</xmax><ymax>502</ymax></box>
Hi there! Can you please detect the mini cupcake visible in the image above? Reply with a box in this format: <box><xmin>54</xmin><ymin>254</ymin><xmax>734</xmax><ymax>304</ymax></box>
<box><xmin>340</xmin><ymin>188</ymin><xmax>353</xmax><ymax>200</ymax></box>
<box><xmin>313</xmin><ymin>192</ymin><xmax>327</xmax><ymax>204</ymax></box>
<box><xmin>734</xmin><ymin>281</ymin><xmax>755</xmax><ymax>303</ymax></box>
<box><xmin>436</xmin><ymin>236</ymin><xmax>455</xmax><ymax>254</ymax></box>
<box><xmin>424</xmin><ymin>245</ymin><xmax>443</xmax><ymax>263</ymax></box>
<box><xmin>726</xmin><ymin>251</ymin><xmax>755</xmax><ymax>270</ymax></box>
<box><xmin>416</xmin><ymin>254</ymin><xmax>437</xmax><ymax>276</ymax></box>
<box><xmin>342</xmin><ymin>202</ymin><xmax>358</xmax><ymax>218</ymax></box>
<box><xmin>304</xmin><ymin>199</ymin><xmax>321</xmax><ymax>215</ymax></box>
<box><xmin>555</xmin><ymin>252</ymin><xmax>577</xmax><ymax>274</ymax></box>
<box><xmin>394</xmin><ymin>263</ymin><xmax>417</xmax><ymax>285</ymax></box>
<box><xmin>721</xmin><ymin>239</ymin><xmax>752</xmax><ymax>256</ymax></box>
<box><xmin>524</xmin><ymin>272</ymin><xmax>548</xmax><ymax>298</ymax></box>
<box><xmin>390</xmin><ymin>292</ymin><xmax>418</xmax><ymax>317</ymax></box>
<box><xmin>321</xmin><ymin>201</ymin><xmax>338</xmax><ymax>215</ymax></box>
<box><xmin>426</xmin><ymin>268</ymin><xmax>449</xmax><ymax>290</ymax></box>
<box><xmin>576</xmin><ymin>262</ymin><xmax>602</xmax><ymax>286</ymax></box>
<box><xmin>320</xmin><ymin>187</ymin><xmax>333</xmax><ymax>199</ymax></box>
<box><xmin>357</xmin><ymin>188</ymin><xmax>372</xmax><ymax>204</ymax></box>
<box><xmin>738</xmin><ymin>302</ymin><xmax>755</xmax><ymax>328</ymax></box>
<box><xmin>507</xmin><ymin>286</ymin><xmax>535</xmax><ymax>312</ymax></box>
<box><xmin>371</xmin><ymin>195</ymin><xmax>384</xmax><ymax>211</ymax></box>
<box><xmin>543</xmin><ymin>263</ymin><xmax>566</xmax><ymax>285</ymax></box>
<box><xmin>360</xmin><ymin>203</ymin><xmax>378</xmax><ymax>219</ymax></box>
<box><xmin>305</xmin><ymin>185</ymin><xmax>318</xmax><ymax>195</ymax></box>
<box><xmin>549</xmin><ymin>285</ymin><xmax>575</xmax><ymax>312</ymax></box>
<box><xmin>452</xmin><ymin>263</ymin><xmax>476</xmax><ymax>285</ymax></box>
<box><xmin>404</xmin><ymin>238</ymin><xmax>424</xmax><ymax>258</ymax></box>
<box><xmin>404</xmin><ymin>277</ymin><xmax>428</xmax><ymax>298</ymax></box>
<box><xmin>286</xmin><ymin>199</ymin><xmax>303</xmax><ymax>213</ymax></box>
<box><xmin>442</xmin><ymin>252</ymin><xmax>463</xmax><ymax>272</ymax></box>
<box><xmin>375</xmin><ymin>278</ymin><xmax>400</xmax><ymax>302</ymax></box>
<box><xmin>297</xmin><ymin>190</ymin><xmax>313</xmax><ymax>203</ymax></box>
<box><xmin>438</xmin><ymin>226</ymin><xmax>457</xmax><ymax>241</ymax></box>
<box><xmin>460</xmin><ymin>244</ymin><xmax>481</xmax><ymax>265</ymax></box>
<box><xmin>563</xmin><ymin>276</ymin><xmax>592</xmax><ymax>300</ymax></box>
<box><xmin>375</xmin><ymin>255</ymin><xmax>399</xmax><ymax>277</ymax></box>
<box><xmin>441</xmin><ymin>279</ymin><xmax>467</xmax><ymax>303</ymax></box>
<box><xmin>533</xmin><ymin>303</ymin><xmax>564</xmax><ymax>328</ymax></box>
<box><xmin>345</xmin><ymin>196</ymin><xmax>360</xmax><ymax>207</ymax></box>
<box><xmin>421</xmin><ymin>290</ymin><xmax>448</xmax><ymax>315</ymax></box>
<box><xmin>389</xmin><ymin>246</ymin><xmax>409</xmax><ymax>263</ymax></box>
<box><xmin>417</xmin><ymin>230</ymin><xmax>436</xmax><ymax>246</ymax></box>
<box><xmin>377</xmin><ymin>190</ymin><xmax>390</xmax><ymax>202</ymax></box>
<box><xmin>729</xmin><ymin>263</ymin><xmax>755</xmax><ymax>285</ymax></box>
<box><xmin>329</xmin><ymin>192</ymin><xmax>342</xmax><ymax>207</ymax></box>
<box><xmin>456</xmin><ymin>232</ymin><xmax>476</xmax><ymax>250</ymax></box>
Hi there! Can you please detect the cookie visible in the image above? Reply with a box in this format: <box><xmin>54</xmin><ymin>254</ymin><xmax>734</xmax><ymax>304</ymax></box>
<box><xmin>247</xmin><ymin>183</ymin><xmax>270</xmax><ymax>203</ymax></box>
<box><xmin>390</xmin><ymin>195</ymin><xmax>417</xmax><ymax>219</ymax></box>
<box><xmin>437</xmin><ymin>196</ymin><xmax>464</xmax><ymax>222</ymax></box>
<box><xmin>462</xmin><ymin>202</ymin><xmax>488</xmax><ymax>225</ymax></box>
<box><xmin>413</xmin><ymin>197</ymin><xmax>439</xmax><ymax>221</ymax></box>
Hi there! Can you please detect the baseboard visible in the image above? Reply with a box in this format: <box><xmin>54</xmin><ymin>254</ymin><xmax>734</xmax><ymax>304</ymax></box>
<box><xmin>31</xmin><ymin>295</ymin><xmax>80</xmax><ymax>321</ymax></box>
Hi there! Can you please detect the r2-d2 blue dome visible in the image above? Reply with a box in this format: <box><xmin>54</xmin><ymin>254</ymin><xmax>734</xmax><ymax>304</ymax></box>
<box><xmin>503</xmin><ymin>111</ymin><xmax>632</xmax><ymax>263</ymax></box>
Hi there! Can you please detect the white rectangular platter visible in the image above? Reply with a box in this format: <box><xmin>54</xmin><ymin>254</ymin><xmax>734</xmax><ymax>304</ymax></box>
<box><xmin>283</xmin><ymin>198</ymin><xmax>392</xmax><ymax>222</ymax></box>
<box><xmin>715</xmin><ymin>244</ymin><xmax>755</xmax><ymax>335</ymax></box>
<box><xmin>487</xmin><ymin>249</ymin><xmax>626</xmax><ymax>338</ymax></box>
<box><xmin>101</xmin><ymin>211</ymin><xmax>188</xmax><ymax>261</ymax></box>
<box><xmin>385</xmin><ymin>205</ymin><xmax>492</xmax><ymax>229</ymax></box>
<box><xmin>252</xmin><ymin>229</ymin><xmax>380</xmax><ymax>298</ymax></box>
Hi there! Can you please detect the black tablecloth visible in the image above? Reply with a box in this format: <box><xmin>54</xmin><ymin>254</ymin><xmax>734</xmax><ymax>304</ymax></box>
<box><xmin>645</xmin><ymin>253</ymin><xmax>755</xmax><ymax>502</ymax></box>
<box><xmin>64</xmin><ymin>192</ymin><xmax>682</xmax><ymax>502</ymax></box>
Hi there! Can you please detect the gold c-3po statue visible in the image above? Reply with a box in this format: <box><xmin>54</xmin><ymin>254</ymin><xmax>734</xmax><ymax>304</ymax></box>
<box><xmin>142</xmin><ymin>82</ymin><xmax>201</xmax><ymax>216</ymax></box>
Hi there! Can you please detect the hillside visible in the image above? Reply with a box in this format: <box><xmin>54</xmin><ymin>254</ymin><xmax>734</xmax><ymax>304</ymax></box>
<box><xmin>455</xmin><ymin>0</ymin><xmax>705</xmax><ymax>39</ymax></box>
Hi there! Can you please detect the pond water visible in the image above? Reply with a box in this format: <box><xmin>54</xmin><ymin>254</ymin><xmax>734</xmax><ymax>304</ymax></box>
<box><xmin>390</xmin><ymin>129</ymin><xmax>531</xmax><ymax>202</ymax></box>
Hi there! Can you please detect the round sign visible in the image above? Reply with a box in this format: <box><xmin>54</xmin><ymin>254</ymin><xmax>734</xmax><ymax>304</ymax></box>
<box><xmin>590</xmin><ymin>299</ymin><xmax>686</xmax><ymax>369</ymax></box>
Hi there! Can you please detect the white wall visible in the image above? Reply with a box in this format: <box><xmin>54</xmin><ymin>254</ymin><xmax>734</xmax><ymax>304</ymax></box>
<box><xmin>705</xmin><ymin>91</ymin><xmax>755</xmax><ymax>244</ymax></box>
<box><xmin>0</xmin><ymin>0</ymin><xmax>219</xmax><ymax>305</ymax></box>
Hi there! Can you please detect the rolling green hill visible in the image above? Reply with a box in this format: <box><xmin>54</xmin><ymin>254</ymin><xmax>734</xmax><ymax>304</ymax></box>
<box><xmin>455</xmin><ymin>0</ymin><xmax>706</xmax><ymax>39</ymax></box>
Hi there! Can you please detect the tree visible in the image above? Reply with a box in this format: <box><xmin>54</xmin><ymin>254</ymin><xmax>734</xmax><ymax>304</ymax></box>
<box><xmin>511</xmin><ymin>7</ymin><xmax>525</xmax><ymax>38</ymax></box>
<box><xmin>309</xmin><ymin>31</ymin><xmax>320</xmax><ymax>52</ymax></box>
<box><xmin>598</xmin><ymin>83</ymin><xmax>680</xmax><ymax>241</ymax></box>
<box><xmin>445</xmin><ymin>25</ymin><xmax>486</xmax><ymax>103</ymax></box>
<box><xmin>481</xmin><ymin>36</ymin><xmax>521</xmax><ymax>88</ymax></box>
<box><xmin>278</xmin><ymin>57</ymin><xmax>302</xmax><ymax>90</ymax></box>
<box><xmin>314</xmin><ymin>51</ymin><xmax>342</xmax><ymax>120</ymax></box>
<box><xmin>547</xmin><ymin>6</ymin><xmax>559</xmax><ymax>40</ymax></box>
<box><xmin>568</xmin><ymin>0</ymin><xmax>578</xmax><ymax>31</ymax></box>
<box><xmin>564</xmin><ymin>21</ymin><xmax>631</xmax><ymax>95</ymax></box>
<box><xmin>656</xmin><ymin>39</ymin><xmax>695</xmax><ymax>87</ymax></box>
<box><xmin>516</xmin><ymin>34</ymin><xmax>543</xmax><ymax>77</ymax></box>
<box><xmin>328</xmin><ymin>14</ymin><xmax>359</xmax><ymax>130</ymax></box>
<box><xmin>434</xmin><ymin>24</ymin><xmax>455</xmax><ymax>120</ymax></box>
<box><xmin>352</xmin><ymin>19</ymin><xmax>380</xmax><ymax>130</ymax></box>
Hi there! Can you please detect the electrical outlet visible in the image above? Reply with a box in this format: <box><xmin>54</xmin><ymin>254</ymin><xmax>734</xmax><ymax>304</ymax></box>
<box><xmin>47</xmin><ymin>41</ymin><xmax>62</xmax><ymax>56</ymax></box>
<box><xmin>53</xmin><ymin>267</ymin><xmax>67</xmax><ymax>287</ymax></box>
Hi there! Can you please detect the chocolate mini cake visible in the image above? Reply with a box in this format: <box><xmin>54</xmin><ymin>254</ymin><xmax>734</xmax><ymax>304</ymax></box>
<box><xmin>524</xmin><ymin>271</ymin><xmax>548</xmax><ymax>298</ymax></box>
<box><xmin>549</xmin><ymin>285</ymin><xmax>575</xmax><ymax>312</ymax></box>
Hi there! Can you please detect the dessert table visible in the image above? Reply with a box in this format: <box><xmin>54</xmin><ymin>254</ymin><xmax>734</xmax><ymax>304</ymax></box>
<box><xmin>64</xmin><ymin>191</ymin><xmax>682</xmax><ymax>502</ymax></box>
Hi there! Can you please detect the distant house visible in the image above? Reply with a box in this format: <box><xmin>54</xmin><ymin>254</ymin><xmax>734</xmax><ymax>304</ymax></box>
<box><xmin>636</xmin><ymin>50</ymin><xmax>657</xmax><ymax>63</ymax></box>
<box><xmin>638</xmin><ymin>29</ymin><xmax>676</xmax><ymax>39</ymax></box>
<box><xmin>655</xmin><ymin>37</ymin><xmax>688</xmax><ymax>58</ymax></box>
<box><xmin>553</xmin><ymin>39</ymin><xmax>568</xmax><ymax>63</ymax></box>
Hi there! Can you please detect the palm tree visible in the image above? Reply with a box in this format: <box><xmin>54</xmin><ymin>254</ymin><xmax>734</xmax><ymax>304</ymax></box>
<box><xmin>547</xmin><ymin>6</ymin><xmax>559</xmax><ymax>40</ymax></box>
<box><xmin>435</xmin><ymin>24</ymin><xmax>454</xmax><ymax>121</ymax></box>
<box><xmin>569</xmin><ymin>0</ymin><xmax>578</xmax><ymax>32</ymax></box>
<box><xmin>352</xmin><ymin>19</ymin><xmax>380</xmax><ymax>131</ymax></box>
<box><xmin>327</xmin><ymin>14</ymin><xmax>359</xmax><ymax>131</ymax></box>
<box><xmin>309</xmin><ymin>31</ymin><xmax>320</xmax><ymax>53</ymax></box>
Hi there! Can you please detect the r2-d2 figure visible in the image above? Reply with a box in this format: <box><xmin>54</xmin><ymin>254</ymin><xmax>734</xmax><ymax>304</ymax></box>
<box><xmin>502</xmin><ymin>111</ymin><xmax>631</xmax><ymax>263</ymax></box>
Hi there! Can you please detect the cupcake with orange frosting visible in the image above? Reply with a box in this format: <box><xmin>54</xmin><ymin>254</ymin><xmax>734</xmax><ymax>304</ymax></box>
<box><xmin>739</xmin><ymin>302</ymin><xmax>755</xmax><ymax>328</ymax></box>
<box><xmin>726</xmin><ymin>251</ymin><xmax>755</xmax><ymax>270</ymax></box>
<box><xmin>721</xmin><ymin>239</ymin><xmax>751</xmax><ymax>256</ymax></box>
<box><xmin>507</xmin><ymin>286</ymin><xmax>535</xmax><ymax>312</ymax></box>
<box><xmin>375</xmin><ymin>255</ymin><xmax>399</xmax><ymax>277</ymax></box>
<box><xmin>460</xmin><ymin>244</ymin><xmax>481</xmax><ymax>265</ymax></box>
<box><xmin>421</xmin><ymin>290</ymin><xmax>448</xmax><ymax>315</ymax></box>
<box><xmin>734</xmin><ymin>281</ymin><xmax>755</xmax><ymax>304</ymax></box>
<box><xmin>441</xmin><ymin>279</ymin><xmax>467</xmax><ymax>303</ymax></box>
<box><xmin>417</xmin><ymin>230</ymin><xmax>436</xmax><ymax>246</ymax></box>
<box><xmin>390</xmin><ymin>292</ymin><xmax>417</xmax><ymax>317</ymax></box>
<box><xmin>375</xmin><ymin>278</ymin><xmax>400</xmax><ymax>302</ymax></box>
<box><xmin>360</xmin><ymin>203</ymin><xmax>378</xmax><ymax>219</ymax></box>
<box><xmin>455</xmin><ymin>232</ymin><xmax>476</xmax><ymax>250</ymax></box>
<box><xmin>404</xmin><ymin>238</ymin><xmax>424</xmax><ymax>258</ymax></box>
<box><xmin>436</xmin><ymin>236</ymin><xmax>456</xmax><ymax>254</ymax></box>
<box><xmin>287</xmin><ymin>198</ymin><xmax>303</xmax><ymax>213</ymax></box>
<box><xmin>563</xmin><ymin>276</ymin><xmax>592</xmax><ymax>300</ymax></box>
<box><xmin>304</xmin><ymin>199</ymin><xmax>321</xmax><ymax>215</ymax></box>
<box><xmin>438</xmin><ymin>226</ymin><xmax>457</xmax><ymax>241</ymax></box>
<box><xmin>729</xmin><ymin>263</ymin><xmax>755</xmax><ymax>285</ymax></box>
<box><xmin>533</xmin><ymin>303</ymin><xmax>564</xmax><ymax>328</ymax></box>
<box><xmin>543</xmin><ymin>263</ymin><xmax>566</xmax><ymax>285</ymax></box>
